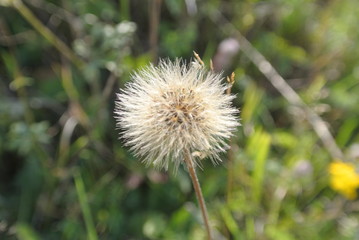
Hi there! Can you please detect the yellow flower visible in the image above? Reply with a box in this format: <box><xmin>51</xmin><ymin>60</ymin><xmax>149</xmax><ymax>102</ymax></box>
<box><xmin>329</xmin><ymin>161</ymin><xmax>359</xmax><ymax>200</ymax></box>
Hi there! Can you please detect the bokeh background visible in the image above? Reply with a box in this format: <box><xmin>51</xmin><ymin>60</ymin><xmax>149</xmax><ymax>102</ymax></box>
<box><xmin>1</xmin><ymin>0</ymin><xmax>359</xmax><ymax>239</ymax></box>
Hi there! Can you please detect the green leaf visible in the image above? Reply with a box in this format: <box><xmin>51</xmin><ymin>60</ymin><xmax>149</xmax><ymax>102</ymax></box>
<box><xmin>16</xmin><ymin>223</ymin><xmax>40</xmax><ymax>240</ymax></box>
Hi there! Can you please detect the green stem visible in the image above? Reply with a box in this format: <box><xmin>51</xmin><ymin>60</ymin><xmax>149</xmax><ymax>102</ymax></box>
<box><xmin>13</xmin><ymin>0</ymin><xmax>84</xmax><ymax>69</ymax></box>
<box><xmin>75</xmin><ymin>171</ymin><xmax>98</xmax><ymax>240</ymax></box>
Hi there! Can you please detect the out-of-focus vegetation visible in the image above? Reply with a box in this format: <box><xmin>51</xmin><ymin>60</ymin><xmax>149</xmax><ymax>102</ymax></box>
<box><xmin>1</xmin><ymin>0</ymin><xmax>359</xmax><ymax>239</ymax></box>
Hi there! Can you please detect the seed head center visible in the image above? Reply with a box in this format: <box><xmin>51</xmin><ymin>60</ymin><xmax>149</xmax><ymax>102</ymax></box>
<box><xmin>157</xmin><ymin>88</ymin><xmax>204</xmax><ymax>127</ymax></box>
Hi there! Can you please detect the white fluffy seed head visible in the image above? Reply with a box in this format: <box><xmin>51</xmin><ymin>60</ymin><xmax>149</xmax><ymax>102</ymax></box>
<box><xmin>115</xmin><ymin>59</ymin><xmax>240</xmax><ymax>171</ymax></box>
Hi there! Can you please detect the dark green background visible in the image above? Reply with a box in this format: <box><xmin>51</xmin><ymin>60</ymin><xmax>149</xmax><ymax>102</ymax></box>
<box><xmin>1</xmin><ymin>0</ymin><xmax>359</xmax><ymax>239</ymax></box>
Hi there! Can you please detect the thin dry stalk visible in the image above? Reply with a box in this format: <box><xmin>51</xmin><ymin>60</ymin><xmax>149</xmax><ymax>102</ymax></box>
<box><xmin>149</xmin><ymin>0</ymin><xmax>162</xmax><ymax>62</ymax></box>
<box><xmin>209</xmin><ymin>9</ymin><xmax>344</xmax><ymax>160</ymax></box>
<box><xmin>12</xmin><ymin>0</ymin><xmax>84</xmax><ymax>69</ymax></box>
<box><xmin>184</xmin><ymin>150</ymin><xmax>212</xmax><ymax>240</ymax></box>
<box><xmin>225</xmin><ymin>72</ymin><xmax>235</xmax><ymax>202</ymax></box>
<box><xmin>226</xmin><ymin>72</ymin><xmax>235</xmax><ymax>95</ymax></box>
<box><xmin>193</xmin><ymin>51</ymin><xmax>205</xmax><ymax>66</ymax></box>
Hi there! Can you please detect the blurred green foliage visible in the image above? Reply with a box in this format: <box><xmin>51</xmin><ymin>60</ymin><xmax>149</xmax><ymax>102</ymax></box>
<box><xmin>1</xmin><ymin>0</ymin><xmax>359</xmax><ymax>239</ymax></box>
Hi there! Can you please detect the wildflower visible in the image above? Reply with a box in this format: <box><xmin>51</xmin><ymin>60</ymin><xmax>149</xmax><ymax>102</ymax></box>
<box><xmin>114</xmin><ymin>59</ymin><xmax>239</xmax><ymax>171</ymax></box>
<box><xmin>329</xmin><ymin>161</ymin><xmax>359</xmax><ymax>200</ymax></box>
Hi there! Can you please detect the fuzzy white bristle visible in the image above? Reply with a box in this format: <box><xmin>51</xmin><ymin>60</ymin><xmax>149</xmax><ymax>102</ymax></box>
<box><xmin>114</xmin><ymin>59</ymin><xmax>240</xmax><ymax>171</ymax></box>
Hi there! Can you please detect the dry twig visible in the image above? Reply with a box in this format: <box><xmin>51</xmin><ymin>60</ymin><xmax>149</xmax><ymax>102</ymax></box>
<box><xmin>209</xmin><ymin>9</ymin><xmax>344</xmax><ymax>160</ymax></box>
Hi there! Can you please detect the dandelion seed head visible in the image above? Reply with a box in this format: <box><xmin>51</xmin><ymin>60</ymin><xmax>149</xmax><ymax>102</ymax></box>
<box><xmin>115</xmin><ymin>59</ymin><xmax>239</xmax><ymax>171</ymax></box>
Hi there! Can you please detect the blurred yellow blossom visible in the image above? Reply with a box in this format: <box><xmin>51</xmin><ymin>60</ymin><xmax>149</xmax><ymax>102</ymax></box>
<box><xmin>329</xmin><ymin>161</ymin><xmax>359</xmax><ymax>200</ymax></box>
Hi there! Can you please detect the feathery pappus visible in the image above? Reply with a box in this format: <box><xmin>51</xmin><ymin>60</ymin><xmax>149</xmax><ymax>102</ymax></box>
<box><xmin>114</xmin><ymin>59</ymin><xmax>239</xmax><ymax>171</ymax></box>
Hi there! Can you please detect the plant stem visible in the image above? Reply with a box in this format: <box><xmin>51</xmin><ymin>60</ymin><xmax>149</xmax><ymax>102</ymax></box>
<box><xmin>184</xmin><ymin>150</ymin><xmax>212</xmax><ymax>240</ymax></box>
<box><xmin>74</xmin><ymin>171</ymin><xmax>99</xmax><ymax>240</ymax></box>
<box><xmin>149</xmin><ymin>0</ymin><xmax>162</xmax><ymax>63</ymax></box>
<box><xmin>13</xmin><ymin>0</ymin><xmax>85</xmax><ymax>69</ymax></box>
